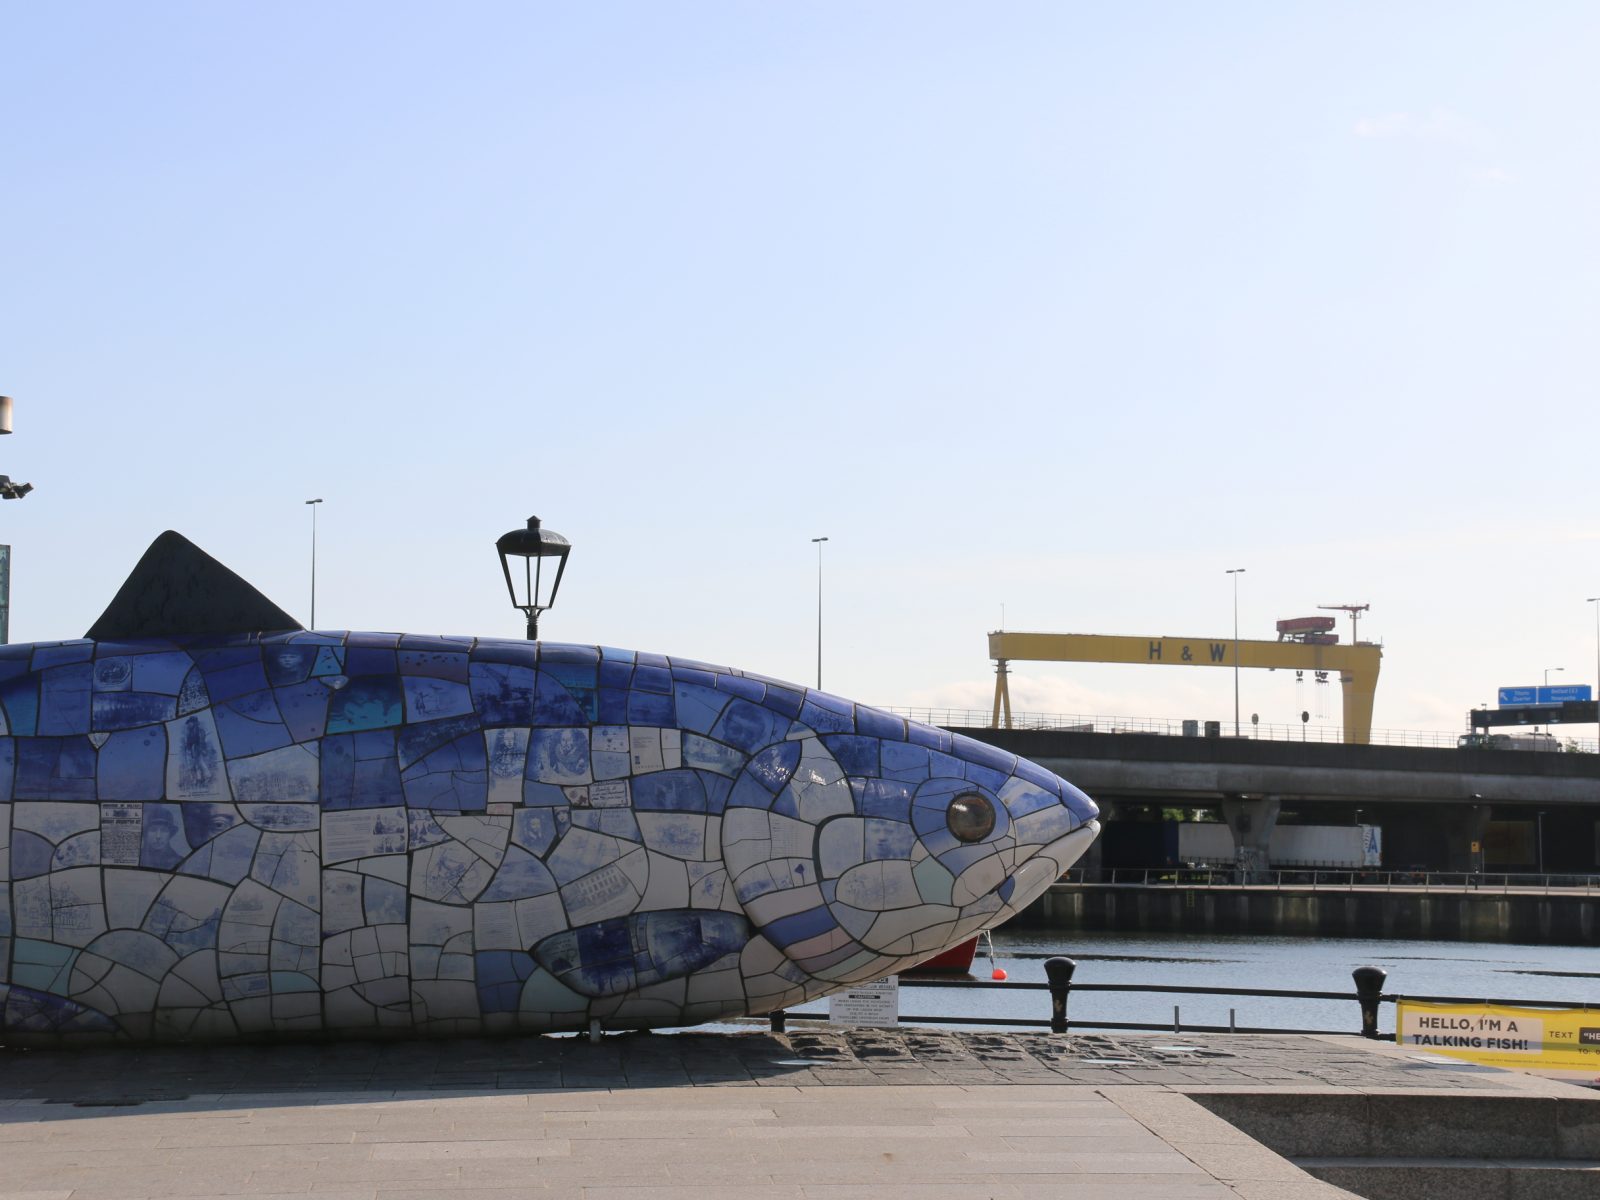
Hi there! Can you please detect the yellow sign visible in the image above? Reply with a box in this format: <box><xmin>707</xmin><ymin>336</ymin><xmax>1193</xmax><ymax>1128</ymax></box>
<box><xmin>1397</xmin><ymin>1001</ymin><xmax>1600</xmax><ymax>1071</ymax></box>
<box><xmin>1471</xmin><ymin>841</ymin><xmax>1481</xmax><ymax>854</ymax></box>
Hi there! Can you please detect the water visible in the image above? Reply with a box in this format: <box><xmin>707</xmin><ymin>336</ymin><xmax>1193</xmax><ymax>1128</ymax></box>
<box><xmin>780</xmin><ymin>930</ymin><xmax>1600</xmax><ymax>1037</ymax></box>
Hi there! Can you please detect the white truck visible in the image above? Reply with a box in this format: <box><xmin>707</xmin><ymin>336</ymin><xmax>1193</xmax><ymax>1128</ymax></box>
<box><xmin>1179</xmin><ymin>822</ymin><xmax>1382</xmax><ymax>869</ymax></box>
<box><xmin>1457</xmin><ymin>732</ymin><xmax>1563</xmax><ymax>752</ymax></box>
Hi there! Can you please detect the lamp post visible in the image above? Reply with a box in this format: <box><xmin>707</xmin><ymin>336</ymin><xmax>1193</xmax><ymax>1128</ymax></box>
<box><xmin>305</xmin><ymin>499</ymin><xmax>323</xmax><ymax>628</ymax></box>
<box><xmin>811</xmin><ymin>537</ymin><xmax>828</xmax><ymax>690</ymax></box>
<box><xmin>1589</xmin><ymin>598</ymin><xmax>1600</xmax><ymax>735</ymax></box>
<box><xmin>0</xmin><ymin>397</ymin><xmax>34</xmax><ymax>500</ymax></box>
<box><xmin>496</xmin><ymin>516</ymin><xmax>571</xmax><ymax>640</ymax></box>
<box><xmin>1226</xmin><ymin>568</ymin><xmax>1246</xmax><ymax>736</ymax></box>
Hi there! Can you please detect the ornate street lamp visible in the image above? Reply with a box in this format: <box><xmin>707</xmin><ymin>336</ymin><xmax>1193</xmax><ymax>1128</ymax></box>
<box><xmin>496</xmin><ymin>516</ymin><xmax>570</xmax><ymax>640</ymax></box>
<box><xmin>0</xmin><ymin>396</ymin><xmax>33</xmax><ymax>499</ymax></box>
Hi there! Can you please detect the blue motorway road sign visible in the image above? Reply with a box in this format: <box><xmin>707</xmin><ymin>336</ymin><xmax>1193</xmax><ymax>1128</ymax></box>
<box><xmin>1542</xmin><ymin>684</ymin><xmax>1593</xmax><ymax>704</ymax></box>
<box><xmin>1498</xmin><ymin>687</ymin><xmax>1537</xmax><ymax>706</ymax></box>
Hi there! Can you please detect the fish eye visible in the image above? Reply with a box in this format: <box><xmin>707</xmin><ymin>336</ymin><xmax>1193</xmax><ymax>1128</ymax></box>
<box><xmin>946</xmin><ymin>793</ymin><xmax>996</xmax><ymax>843</ymax></box>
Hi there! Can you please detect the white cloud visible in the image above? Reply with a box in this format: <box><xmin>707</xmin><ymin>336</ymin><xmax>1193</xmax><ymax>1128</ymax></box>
<box><xmin>1469</xmin><ymin>165</ymin><xmax>1514</xmax><ymax>185</ymax></box>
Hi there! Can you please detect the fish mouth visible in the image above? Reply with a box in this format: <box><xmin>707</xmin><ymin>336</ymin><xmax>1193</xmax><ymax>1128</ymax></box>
<box><xmin>997</xmin><ymin>818</ymin><xmax>1100</xmax><ymax>918</ymax></box>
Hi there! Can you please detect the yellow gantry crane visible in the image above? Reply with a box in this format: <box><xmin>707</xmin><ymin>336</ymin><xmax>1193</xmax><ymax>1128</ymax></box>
<box><xmin>988</xmin><ymin>630</ymin><xmax>1384</xmax><ymax>744</ymax></box>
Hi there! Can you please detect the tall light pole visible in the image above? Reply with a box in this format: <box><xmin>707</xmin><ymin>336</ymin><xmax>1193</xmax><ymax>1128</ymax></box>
<box><xmin>1226</xmin><ymin>568</ymin><xmax>1246</xmax><ymax>736</ymax></box>
<box><xmin>1544</xmin><ymin>666</ymin><xmax>1564</xmax><ymax>688</ymax></box>
<box><xmin>1588</xmin><ymin>598</ymin><xmax>1600</xmax><ymax>734</ymax></box>
<box><xmin>812</xmin><ymin>537</ymin><xmax>828</xmax><ymax>690</ymax></box>
<box><xmin>306</xmin><ymin>499</ymin><xmax>323</xmax><ymax>628</ymax></box>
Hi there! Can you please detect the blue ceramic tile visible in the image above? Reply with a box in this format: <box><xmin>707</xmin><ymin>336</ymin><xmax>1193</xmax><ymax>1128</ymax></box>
<box><xmin>31</xmin><ymin>642</ymin><xmax>94</xmax><ymax>670</ymax></box>
<box><xmin>37</xmin><ymin>664</ymin><xmax>93</xmax><ymax>737</ymax></box>
<box><xmin>139</xmin><ymin>803</ymin><xmax>191</xmax><ymax>868</ymax></box>
<box><xmin>326</xmin><ymin>676</ymin><xmax>404</xmax><ymax>735</ymax></box>
<box><xmin>631</xmin><ymin>769</ymin><xmax>707</xmax><ymax>813</ymax></box>
<box><xmin>632</xmin><ymin>664</ymin><xmax>672</xmax><ymax>694</ymax></box>
<box><xmin>822</xmin><ymin>735</ymin><xmax>880</xmax><ymax>777</ymax></box>
<box><xmin>97</xmin><ymin>729</ymin><xmax>167</xmax><ymax>801</ymax></box>
<box><xmin>91</xmin><ymin>692</ymin><xmax>178</xmax><ymax>731</ymax></box>
<box><xmin>273</xmin><ymin>681</ymin><xmax>332</xmax><ymax>743</ymax></box>
<box><xmin>92</xmin><ymin>656</ymin><xmax>133</xmax><ymax>692</ymax></box>
<box><xmin>855</xmin><ymin>706</ymin><xmax>905</xmax><ymax>741</ymax></box>
<box><xmin>744</xmin><ymin>742</ymin><xmax>800</xmax><ymax>792</ymax></box>
<box><xmin>193</xmin><ymin>649</ymin><xmax>268</xmax><ymax>703</ymax></box>
<box><xmin>712</xmin><ymin>674</ymin><xmax>764</xmax><ymax>703</ymax></box>
<box><xmin>625</xmin><ymin>690</ymin><xmax>674</xmax><ymax>726</ymax></box>
<box><xmin>470</xmin><ymin>662</ymin><xmax>536</xmax><ymax>726</ymax></box>
<box><xmin>711</xmin><ymin>699</ymin><xmax>783</xmax><ymax>753</ymax></box>
<box><xmin>402</xmin><ymin>676</ymin><xmax>473</xmax><ymax>723</ymax></box>
<box><xmin>345</xmin><ymin>645</ymin><xmax>398</xmax><ymax>676</ymax></box>
<box><xmin>213</xmin><ymin>692</ymin><xmax>292</xmax><ymax>759</ymax></box>
<box><xmin>14</xmin><ymin>738</ymin><xmax>97</xmax><ymax>801</ymax></box>
<box><xmin>531</xmin><ymin>674</ymin><xmax>586</xmax><ymax>726</ymax></box>
<box><xmin>264</xmin><ymin>645</ymin><xmax>319</xmax><ymax>688</ymax></box>
<box><xmin>0</xmin><ymin>677</ymin><xmax>39</xmax><ymax>737</ymax></box>
<box><xmin>475</xmin><ymin>950</ymin><xmax>535</xmax><ymax>1012</ymax></box>
<box><xmin>761</xmin><ymin>905</ymin><xmax>837</xmax><ymax>950</ymax></box>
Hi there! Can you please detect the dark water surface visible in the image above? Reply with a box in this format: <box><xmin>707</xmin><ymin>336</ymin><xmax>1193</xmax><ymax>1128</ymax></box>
<box><xmin>780</xmin><ymin>930</ymin><xmax>1600</xmax><ymax>1038</ymax></box>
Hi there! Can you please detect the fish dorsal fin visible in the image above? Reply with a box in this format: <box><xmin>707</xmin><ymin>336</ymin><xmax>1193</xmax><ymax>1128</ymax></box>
<box><xmin>86</xmin><ymin>531</ymin><xmax>304</xmax><ymax>640</ymax></box>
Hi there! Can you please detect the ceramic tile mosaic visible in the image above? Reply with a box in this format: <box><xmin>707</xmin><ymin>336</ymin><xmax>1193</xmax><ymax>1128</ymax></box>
<box><xmin>0</xmin><ymin>540</ymin><xmax>1100</xmax><ymax>1043</ymax></box>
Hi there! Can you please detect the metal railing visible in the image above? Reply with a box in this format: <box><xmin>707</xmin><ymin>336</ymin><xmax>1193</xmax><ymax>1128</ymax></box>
<box><xmin>881</xmin><ymin>707</ymin><xmax>1599</xmax><ymax>754</ymax></box>
<box><xmin>1059</xmin><ymin>867</ymin><xmax>1600</xmax><ymax>893</ymax></box>
<box><xmin>766</xmin><ymin>962</ymin><xmax>1599</xmax><ymax>1039</ymax></box>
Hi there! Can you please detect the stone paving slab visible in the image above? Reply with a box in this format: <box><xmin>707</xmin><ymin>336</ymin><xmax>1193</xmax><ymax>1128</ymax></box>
<box><xmin>0</xmin><ymin>1030</ymin><xmax>1578</xmax><ymax>1199</ymax></box>
<box><xmin>0</xmin><ymin>1029</ymin><xmax>1518</xmax><ymax>1106</ymax></box>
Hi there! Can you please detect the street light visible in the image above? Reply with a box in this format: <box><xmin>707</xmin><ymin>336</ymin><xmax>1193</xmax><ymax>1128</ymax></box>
<box><xmin>0</xmin><ymin>397</ymin><xmax>33</xmax><ymax>499</ymax></box>
<box><xmin>1226</xmin><ymin>568</ymin><xmax>1246</xmax><ymax>736</ymax></box>
<box><xmin>1587</xmin><ymin>598</ymin><xmax>1600</xmax><ymax>731</ymax></box>
<box><xmin>1544</xmin><ymin>666</ymin><xmax>1564</xmax><ymax>687</ymax></box>
<box><xmin>496</xmin><ymin>516</ymin><xmax>571</xmax><ymax>640</ymax></box>
<box><xmin>811</xmin><ymin>537</ymin><xmax>828</xmax><ymax>690</ymax></box>
<box><xmin>305</xmin><ymin>499</ymin><xmax>323</xmax><ymax>629</ymax></box>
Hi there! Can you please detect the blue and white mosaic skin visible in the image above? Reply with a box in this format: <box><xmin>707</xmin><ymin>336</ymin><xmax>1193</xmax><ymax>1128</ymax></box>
<box><xmin>0</xmin><ymin>633</ymin><xmax>1099</xmax><ymax>1043</ymax></box>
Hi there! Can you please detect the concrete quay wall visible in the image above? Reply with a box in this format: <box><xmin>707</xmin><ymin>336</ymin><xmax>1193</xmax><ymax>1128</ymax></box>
<box><xmin>1021</xmin><ymin>882</ymin><xmax>1600</xmax><ymax>944</ymax></box>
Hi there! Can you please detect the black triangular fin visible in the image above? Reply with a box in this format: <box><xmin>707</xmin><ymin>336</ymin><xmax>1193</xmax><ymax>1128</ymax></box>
<box><xmin>86</xmin><ymin>531</ymin><xmax>304</xmax><ymax>640</ymax></box>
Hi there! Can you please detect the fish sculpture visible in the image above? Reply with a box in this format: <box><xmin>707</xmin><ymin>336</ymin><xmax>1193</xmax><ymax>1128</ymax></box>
<box><xmin>0</xmin><ymin>533</ymin><xmax>1099</xmax><ymax>1043</ymax></box>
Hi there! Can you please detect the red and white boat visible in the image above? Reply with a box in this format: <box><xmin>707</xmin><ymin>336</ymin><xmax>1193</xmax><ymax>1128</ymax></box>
<box><xmin>901</xmin><ymin>929</ymin><xmax>995</xmax><ymax>975</ymax></box>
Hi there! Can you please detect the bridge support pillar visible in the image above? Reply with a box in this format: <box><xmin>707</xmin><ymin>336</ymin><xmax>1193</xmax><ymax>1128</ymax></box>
<box><xmin>1446</xmin><ymin>803</ymin><xmax>1491</xmax><ymax>874</ymax></box>
<box><xmin>1221</xmin><ymin>794</ymin><xmax>1280</xmax><ymax>881</ymax></box>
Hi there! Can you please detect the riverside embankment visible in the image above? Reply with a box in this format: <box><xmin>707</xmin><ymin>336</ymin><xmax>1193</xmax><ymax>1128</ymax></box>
<box><xmin>1022</xmin><ymin>880</ymin><xmax>1600</xmax><ymax>944</ymax></box>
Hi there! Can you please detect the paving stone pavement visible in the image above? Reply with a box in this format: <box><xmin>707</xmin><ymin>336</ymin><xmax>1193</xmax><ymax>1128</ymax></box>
<box><xmin>0</xmin><ymin>1028</ymin><xmax>1517</xmax><ymax>1104</ymax></box>
<box><xmin>0</xmin><ymin>1030</ymin><xmax>1547</xmax><ymax>1199</ymax></box>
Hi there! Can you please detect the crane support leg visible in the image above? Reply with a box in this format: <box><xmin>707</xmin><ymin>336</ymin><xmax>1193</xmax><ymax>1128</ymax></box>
<box><xmin>1339</xmin><ymin>665</ymin><xmax>1381</xmax><ymax>745</ymax></box>
<box><xmin>991</xmin><ymin>659</ymin><xmax>1012</xmax><ymax>730</ymax></box>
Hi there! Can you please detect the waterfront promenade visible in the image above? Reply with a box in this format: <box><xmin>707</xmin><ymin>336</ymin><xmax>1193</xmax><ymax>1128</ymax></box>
<box><xmin>2</xmin><ymin>1029</ymin><xmax>1593</xmax><ymax>1199</ymax></box>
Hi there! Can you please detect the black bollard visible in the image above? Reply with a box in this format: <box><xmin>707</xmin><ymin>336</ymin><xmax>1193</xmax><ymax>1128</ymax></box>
<box><xmin>1352</xmin><ymin>965</ymin><xmax>1388</xmax><ymax>1039</ymax></box>
<box><xmin>1044</xmin><ymin>956</ymin><xmax>1077</xmax><ymax>1034</ymax></box>
<box><xmin>769</xmin><ymin>1009</ymin><xmax>787</xmax><ymax>1034</ymax></box>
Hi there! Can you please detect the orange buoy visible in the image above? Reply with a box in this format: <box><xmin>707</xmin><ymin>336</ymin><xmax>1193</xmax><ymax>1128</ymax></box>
<box><xmin>991</xmin><ymin>967</ymin><xmax>1008</xmax><ymax>981</ymax></box>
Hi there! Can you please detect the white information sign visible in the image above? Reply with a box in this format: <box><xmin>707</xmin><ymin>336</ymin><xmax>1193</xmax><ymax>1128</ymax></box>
<box><xmin>827</xmin><ymin>976</ymin><xmax>899</xmax><ymax>1028</ymax></box>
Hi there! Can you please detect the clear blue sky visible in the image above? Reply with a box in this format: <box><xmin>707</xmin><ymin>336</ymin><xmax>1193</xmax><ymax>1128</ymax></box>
<box><xmin>4</xmin><ymin>3</ymin><xmax>1597</xmax><ymax>735</ymax></box>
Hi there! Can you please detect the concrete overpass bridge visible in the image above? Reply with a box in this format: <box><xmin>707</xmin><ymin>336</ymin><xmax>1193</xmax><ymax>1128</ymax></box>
<box><xmin>955</xmin><ymin>727</ymin><xmax>1600</xmax><ymax>876</ymax></box>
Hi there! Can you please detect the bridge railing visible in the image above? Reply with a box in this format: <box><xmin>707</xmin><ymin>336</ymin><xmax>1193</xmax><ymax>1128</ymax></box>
<box><xmin>883</xmin><ymin>707</ymin><xmax>1600</xmax><ymax>754</ymax></box>
<box><xmin>765</xmin><ymin>961</ymin><xmax>1599</xmax><ymax>1039</ymax></box>
<box><xmin>1058</xmin><ymin>866</ymin><xmax>1600</xmax><ymax>893</ymax></box>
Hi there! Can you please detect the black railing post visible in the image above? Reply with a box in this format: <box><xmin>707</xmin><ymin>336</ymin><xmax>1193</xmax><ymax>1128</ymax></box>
<box><xmin>769</xmin><ymin>1009</ymin><xmax>787</xmax><ymax>1034</ymax></box>
<box><xmin>1352</xmin><ymin>966</ymin><xmax>1387</xmax><ymax>1039</ymax></box>
<box><xmin>1045</xmin><ymin>956</ymin><xmax>1077</xmax><ymax>1034</ymax></box>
